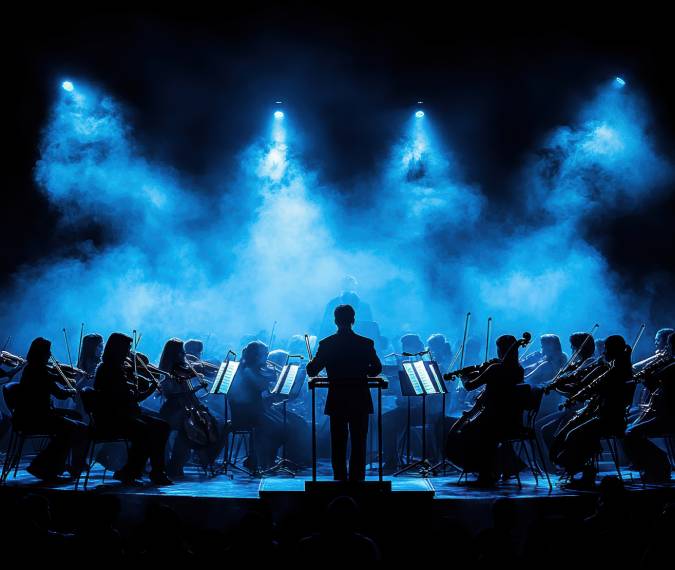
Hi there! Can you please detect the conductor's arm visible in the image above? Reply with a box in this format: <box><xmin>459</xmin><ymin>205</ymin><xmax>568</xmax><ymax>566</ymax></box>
<box><xmin>306</xmin><ymin>342</ymin><xmax>327</xmax><ymax>377</ymax></box>
<box><xmin>367</xmin><ymin>340</ymin><xmax>382</xmax><ymax>377</ymax></box>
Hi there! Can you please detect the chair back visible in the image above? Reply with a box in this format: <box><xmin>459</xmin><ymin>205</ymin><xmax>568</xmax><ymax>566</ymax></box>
<box><xmin>2</xmin><ymin>382</ymin><xmax>21</xmax><ymax>413</ymax></box>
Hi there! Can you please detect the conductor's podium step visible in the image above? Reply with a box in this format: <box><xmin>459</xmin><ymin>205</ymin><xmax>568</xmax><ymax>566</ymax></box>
<box><xmin>304</xmin><ymin>480</ymin><xmax>392</xmax><ymax>493</ymax></box>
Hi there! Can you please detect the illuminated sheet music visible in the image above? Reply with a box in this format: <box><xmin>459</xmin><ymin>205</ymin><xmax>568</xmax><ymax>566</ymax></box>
<box><xmin>426</xmin><ymin>361</ymin><xmax>446</xmax><ymax>393</ymax></box>
<box><xmin>413</xmin><ymin>360</ymin><xmax>436</xmax><ymax>394</ymax></box>
<box><xmin>281</xmin><ymin>364</ymin><xmax>299</xmax><ymax>395</ymax></box>
<box><xmin>402</xmin><ymin>362</ymin><xmax>423</xmax><ymax>395</ymax></box>
<box><xmin>212</xmin><ymin>360</ymin><xmax>240</xmax><ymax>395</ymax></box>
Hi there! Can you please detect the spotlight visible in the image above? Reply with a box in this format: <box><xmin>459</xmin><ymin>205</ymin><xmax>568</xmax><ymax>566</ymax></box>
<box><xmin>274</xmin><ymin>110</ymin><xmax>284</xmax><ymax>119</ymax></box>
<box><xmin>613</xmin><ymin>76</ymin><xmax>626</xmax><ymax>88</ymax></box>
<box><xmin>415</xmin><ymin>110</ymin><xmax>425</xmax><ymax>118</ymax></box>
<box><xmin>62</xmin><ymin>81</ymin><xmax>74</xmax><ymax>92</ymax></box>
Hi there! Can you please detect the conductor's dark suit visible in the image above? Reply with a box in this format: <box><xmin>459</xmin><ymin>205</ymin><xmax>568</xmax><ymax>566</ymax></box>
<box><xmin>306</xmin><ymin>329</ymin><xmax>382</xmax><ymax>480</ymax></box>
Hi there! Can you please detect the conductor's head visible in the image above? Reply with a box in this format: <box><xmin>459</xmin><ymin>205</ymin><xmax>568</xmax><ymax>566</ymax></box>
<box><xmin>334</xmin><ymin>304</ymin><xmax>356</xmax><ymax>331</ymax></box>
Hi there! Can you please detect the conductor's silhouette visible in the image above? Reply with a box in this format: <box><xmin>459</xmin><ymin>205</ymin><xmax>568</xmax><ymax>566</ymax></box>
<box><xmin>306</xmin><ymin>304</ymin><xmax>383</xmax><ymax>481</ymax></box>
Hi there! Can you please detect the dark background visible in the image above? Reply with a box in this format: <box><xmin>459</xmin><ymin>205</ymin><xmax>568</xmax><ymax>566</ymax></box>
<box><xmin>4</xmin><ymin>4</ymin><xmax>675</xmax><ymax>303</ymax></box>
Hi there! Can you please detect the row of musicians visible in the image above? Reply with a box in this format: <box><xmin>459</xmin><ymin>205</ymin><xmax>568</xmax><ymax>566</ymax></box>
<box><xmin>1</xmin><ymin>334</ymin><xmax>311</xmax><ymax>484</ymax></box>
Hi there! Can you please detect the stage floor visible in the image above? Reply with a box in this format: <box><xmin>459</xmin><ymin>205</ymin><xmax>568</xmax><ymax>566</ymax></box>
<box><xmin>3</xmin><ymin>458</ymin><xmax>673</xmax><ymax>501</ymax></box>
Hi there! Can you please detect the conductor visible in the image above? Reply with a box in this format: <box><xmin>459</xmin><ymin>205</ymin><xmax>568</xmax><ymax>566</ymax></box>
<box><xmin>306</xmin><ymin>304</ymin><xmax>383</xmax><ymax>481</ymax></box>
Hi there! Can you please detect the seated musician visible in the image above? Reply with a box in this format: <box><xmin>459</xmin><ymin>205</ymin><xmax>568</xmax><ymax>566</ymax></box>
<box><xmin>445</xmin><ymin>334</ymin><xmax>525</xmax><ymax>487</ymax></box>
<box><xmin>524</xmin><ymin>334</ymin><xmax>568</xmax><ymax>415</ymax></box>
<box><xmin>427</xmin><ymin>334</ymin><xmax>453</xmax><ymax>372</ymax></box>
<box><xmin>552</xmin><ymin>335</ymin><xmax>633</xmax><ymax>488</ymax></box>
<box><xmin>13</xmin><ymin>337</ymin><xmax>88</xmax><ymax>481</ymax></box>
<box><xmin>94</xmin><ymin>333</ymin><xmax>172</xmax><ymax>486</ymax></box>
<box><xmin>623</xmin><ymin>331</ymin><xmax>674</xmax><ymax>483</ymax></box>
<box><xmin>229</xmin><ymin>340</ymin><xmax>287</xmax><ymax>471</ymax></box>
<box><xmin>158</xmin><ymin>338</ymin><xmax>218</xmax><ymax>478</ymax></box>
<box><xmin>76</xmin><ymin>333</ymin><xmax>104</xmax><ymax>388</ymax></box>
<box><xmin>630</xmin><ymin>327</ymin><xmax>674</xmax><ymax>422</ymax></box>
<box><xmin>538</xmin><ymin>332</ymin><xmax>599</xmax><ymax>464</ymax></box>
<box><xmin>306</xmin><ymin>304</ymin><xmax>382</xmax><ymax>481</ymax></box>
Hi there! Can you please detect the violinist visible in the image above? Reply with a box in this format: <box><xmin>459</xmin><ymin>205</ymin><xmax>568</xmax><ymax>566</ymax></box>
<box><xmin>539</xmin><ymin>332</ymin><xmax>600</xmax><ymax>463</ymax></box>
<box><xmin>76</xmin><ymin>333</ymin><xmax>104</xmax><ymax>388</ymax></box>
<box><xmin>623</xmin><ymin>331</ymin><xmax>674</xmax><ymax>483</ymax></box>
<box><xmin>184</xmin><ymin>339</ymin><xmax>218</xmax><ymax>379</ymax></box>
<box><xmin>158</xmin><ymin>338</ymin><xmax>219</xmax><ymax>478</ymax></box>
<box><xmin>444</xmin><ymin>334</ymin><xmax>526</xmax><ymax>487</ymax></box>
<box><xmin>94</xmin><ymin>333</ymin><xmax>172</xmax><ymax>486</ymax></box>
<box><xmin>524</xmin><ymin>334</ymin><xmax>567</xmax><ymax>415</ymax></box>
<box><xmin>12</xmin><ymin>337</ymin><xmax>88</xmax><ymax>481</ymax></box>
<box><xmin>552</xmin><ymin>335</ymin><xmax>634</xmax><ymax>488</ymax></box>
<box><xmin>630</xmin><ymin>328</ymin><xmax>674</xmax><ymax>421</ymax></box>
<box><xmin>229</xmin><ymin>340</ymin><xmax>285</xmax><ymax>472</ymax></box>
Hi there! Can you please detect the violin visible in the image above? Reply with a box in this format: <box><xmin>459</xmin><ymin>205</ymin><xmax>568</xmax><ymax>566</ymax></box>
<box><xmin>443</xmin><ymin>358</ymin><xmax>500</xmax><ymax>381</ymax></box>
<box><xmin>1</xmin><ymin>351</ymin><xmax>26</xmax><ymax>367</ymax></box>
<box><xmin>444</xmin><ymin>332</ymin><xmax>532</xmax><ymax>382</ymax></box>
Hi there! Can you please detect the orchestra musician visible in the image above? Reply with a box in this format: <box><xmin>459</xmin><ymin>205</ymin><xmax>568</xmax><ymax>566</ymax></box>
<box><xmin>94</xmin><ymin>333</ymin><xmax>172</xmax><ymax>486</ymax></box>
<box><xmin>228</xmin><ymin>340</ymin><xmax>285</xmax><ymax>472</ymax></box>
<box><xmin>538</xmin><ymin>332</ymin><xmax>600</xmax><ymax>465</ymax></box>
<box><xmin>523</xmin><ymin>334</ymin><xmax>568</xmax><ymax>415</ymax></box>
<box><xmin>630</xmin><ymin>328</ymin><xmax>674</xmax><ymax>421</ymax></box>
<box><xmin>552</xmin><ymin>335</ymin><xmax>634</xmax><ymax>488</ymax></box>
<box><xmin>444</xmin><ymin>334</ymin><xmax>527</xmax><ymax>487</ymax></box>
<box><xmin>158</xmin><ymin>338</ymin><xmax>219</xmax><ymax>478</ymax></box>
<box><xmin>12</xmin><ymin>337</ymin><xmax>88</xmax><ymax>481</ymax></box>
<box><xmin>76</xmin><ymin>333</ymin><xmax>104</xmax><ymax>388</ymax></box>
<box><xmin>623</xmin><ymin>331</ymin><xmax>674</xmax><ymax>483</ymax></box>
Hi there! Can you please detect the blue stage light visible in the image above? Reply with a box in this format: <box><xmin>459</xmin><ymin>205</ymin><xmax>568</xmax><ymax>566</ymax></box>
<box><xmin>415</xmin><ymin>110</ymin><xmax>425</xmax><ymax>118</ymax></box>
<box><xmin>614</xmin><ymin>76</ymin><xmax>626</xmax><ymax>88</ymax></box>
<box><xmin>62</xmin><ymin>81</ymin><xmax>74</xmax><ymax>92</ymax></box>
<box><xmin>274</xmin><ymin>110</ymin><xmax>284</xmax><ymax>119</ymax></box>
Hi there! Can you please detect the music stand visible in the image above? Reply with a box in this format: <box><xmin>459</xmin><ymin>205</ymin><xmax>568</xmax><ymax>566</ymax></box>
<box><xmin>394</xmin><ymin>358</ymin><xmax>442</xmax><ymax>477</ymax></box>
<box><xmin>210</xmin><ymin>353</ymin><xmax>246</xmax><ymax>476</ymax></box>
<box><xmin>425</xmin><ymin>360</ymin><xmax>457</xmax><ymax>475</ymax></box>
<box><xmin>262</xmin><ymin>355</ymin><xmax>306</xmax><ymax>476</ymax></box>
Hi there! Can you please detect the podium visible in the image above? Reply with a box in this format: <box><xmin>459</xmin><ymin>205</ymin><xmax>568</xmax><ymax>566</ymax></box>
<box><xmin>306</xmin><ymin>376</ymin><xmax>390</xmax><ymax>492</ymax></box>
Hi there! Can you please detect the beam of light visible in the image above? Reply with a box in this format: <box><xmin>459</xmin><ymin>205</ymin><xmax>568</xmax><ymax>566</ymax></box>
<box><xmin>62</xmin><ymin>81</ymin><xmax>74</xmax><ymax>92</ymax></box>
<box><xmin>257</xmin><ymin>112</ymin><xmax>288</xmax><ymax>182</ymax></box>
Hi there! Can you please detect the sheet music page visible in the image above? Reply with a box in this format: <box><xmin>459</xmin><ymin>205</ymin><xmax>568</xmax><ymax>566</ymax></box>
<box><xmin>426</xmin><ymin>361</ymin><xmax>445</xmax><ymax>393</ymax></box>
<box><xmin>221</xmin><ymin>361</ymin><xmax>240</xmax><ymax>394</ymax></box>
<box><xmin>272</xmin><ymin>366</ymin><xmax>286</xmax><ymax>394</ymax></box>
<box><xmin>402</xmin><ymin>361</ymin><xmax>423</xmax><ymax>395</ymax></box>
<box><xmin>211</xmin><ymin>361</ymin><xmax>229</xmax><ymax>394</ymax></box>
<box><xmin>413</xmin><ymin>360</ymin><xmax>436</xmax><ymax>394</ymax></box>
<box><xmin>281</xmin><ymin>364</ymin><xmax>299</xmax><ymax>395</ymax></box>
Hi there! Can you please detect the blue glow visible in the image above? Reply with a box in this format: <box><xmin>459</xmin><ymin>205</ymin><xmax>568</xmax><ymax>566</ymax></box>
<box><xmin>614</xmin><ymin>76</ymin><xmax>626</xmax><ymax>88</ymax></box>
<box><xmin>0</xmin><ymin>77</ymin><xmax>671</xmax><ymax>363</ymax></box>
<box><xmin>62</xmin><ymin>81</ymin><xmax>74</xmax><ymax>92</ymax></box>
<box><xmin>415</xmin><ymin>110</ymin><xmax>425</xmax><ymax>118</ymax></box>
<box><xmin>274</xmin><ymin>110</ymin><xmax>284</xmax><ymax>119</ymax></box>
